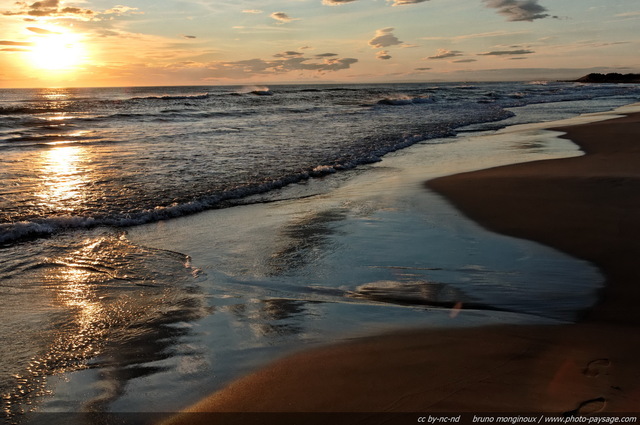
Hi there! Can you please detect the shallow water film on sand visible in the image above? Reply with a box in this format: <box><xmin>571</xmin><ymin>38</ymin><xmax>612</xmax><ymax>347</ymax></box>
<box><xmin>1</xmin><ymin>82</ymin><xmax>639</xmax><ymax>422</ymax></box>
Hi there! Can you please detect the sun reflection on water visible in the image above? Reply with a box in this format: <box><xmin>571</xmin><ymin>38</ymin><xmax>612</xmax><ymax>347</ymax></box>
<box><xmin>36</xmin><ymin>145</ymin><xmax>89</xmax><ymax>213</ymax></box>
<box><xmin>0</xmin><ymin>232</ymin><xmax>209</xmax><ymax>419</ymax></box>
<box><xmin>55</xmin><ymin>267</ymin><xmax>104</xmax><ymax>331</ymax></box>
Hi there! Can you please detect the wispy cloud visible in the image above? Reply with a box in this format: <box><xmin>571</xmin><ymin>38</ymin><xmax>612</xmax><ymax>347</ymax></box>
<box><xmin>196</xmin><ymin>54</ymin><xmax>359</xmax><ymax>79</ymax></box>
<box><xmin>369</xmin><ymin>28</ymin><xmax>403</xmax><ymax>48</ymax></box>
<box><xmin>614</xmin><ymin>11</ymin><xmax>640</xmax><ymax>18</ymax></box>
<box><xmin>270</xmin><ymin>12</ymin><xmax>297</xmax><ymax>23</ymax></box>
<box><xmin>389</xmin><ymin>0</ymin><xmax>430</xmax><ymax>5</ymax></box>
<box><xmin>452</xmin><ymin>59</ymin><xmax>478</xmax><ymax>63</ymax></box>
<box><xmin>588</xmin><ymin>41</ymin><xmax>631</xmax><ymax>48</ymax></box>
<box><xmin>26</xmin><ymin>27</ymin><xmax>61</xmax><ymax>35</ymax></box>
<box><xmin>324</xmin><ymin>0</ymin><xmax>429</xmax><ymax>6</ymax></box>
<box><xmin>477</xmin><ymin>49</ymin><xmax>535</xmax><ymax>55</ymax></box>
<box><xmin>426</xmin><ymin>49</ymin><xmax>464</xmax><ymax>59</ymax></box>
<box><xmin>322</xmin><ymin>0</ymin><xmax>359</xmax><ymax>5</ymax></box>
<box><xmin>545</xmin><ymin>40</ymin><xmax>632</xmax><ymax>53</ymax></box>
<box><xmin>0</xmin><ymin>40</ymin><xmax>34</xmax><ymax>47</ymax></box>
<box><xmin>103</xmin><ymin>6</ymin><xmax>142</xmax><ymax>16</ymax></box>
<box><xmin>483</xmin><ymin>0</ymin><xmax>551</xmax><ymax>22</ymax></box>
<box><xmin>421</xmin><ymin>30</ymin><xmax>530</xmax><ymax>41</ymax></box>
<box><xmin>242</xmin><ymin>9</ymin><xmax>263</xmax><ymax>14</ymax></box>
<box><xmin>274</xmin><ymin>51</ymin><xmax>304</xmax><ymax>58</ymax></box>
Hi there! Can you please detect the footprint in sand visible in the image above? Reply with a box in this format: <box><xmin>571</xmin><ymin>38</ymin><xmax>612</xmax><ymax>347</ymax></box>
<box><xmin>583</xmin><ymin>358</ymin><xmax>611</xmax><ymax>377</ymax></box>
<box><xmin>563</xmin><ymin>397</ymin><xmax>607</xmax><ymax>416</ymax></box>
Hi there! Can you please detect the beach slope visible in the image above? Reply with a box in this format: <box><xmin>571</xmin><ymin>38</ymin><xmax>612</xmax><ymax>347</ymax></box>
<box><xmin>164</xmin><ymin>112</ymin><xmax>640</xmax><ymax>420</ymax></box>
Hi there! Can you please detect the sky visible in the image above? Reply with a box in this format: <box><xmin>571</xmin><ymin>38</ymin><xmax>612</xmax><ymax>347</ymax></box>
<box><xmin>0</xmin><ymin>0</ymin><xmax>639</xmax><ymax>88</ymax></box>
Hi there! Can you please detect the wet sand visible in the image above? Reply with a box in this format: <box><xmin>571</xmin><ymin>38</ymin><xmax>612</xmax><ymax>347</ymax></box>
<box><xmin>164</xmin><ymin>112</ymin><xmax>640</xmax><ymax>420</ymax></box>
<box><xmin>429</xmin><ymin>113</ymin><xmax>640</xmax><ymax>327</ymax></box>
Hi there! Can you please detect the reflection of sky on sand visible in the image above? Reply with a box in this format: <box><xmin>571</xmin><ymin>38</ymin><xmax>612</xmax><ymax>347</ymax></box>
<box><xmin>267</xmin><ymin>209</ymin><xmax>347</xmax><ymax>276</ymax></box>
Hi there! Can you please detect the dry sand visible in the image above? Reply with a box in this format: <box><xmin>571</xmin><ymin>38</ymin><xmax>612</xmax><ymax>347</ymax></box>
<box><xmin>164</xmin><ymin>113</ymin><xmax>640</xmax><ymax>422</ymax></box>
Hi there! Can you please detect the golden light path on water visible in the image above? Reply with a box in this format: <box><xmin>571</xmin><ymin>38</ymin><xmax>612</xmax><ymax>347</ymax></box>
<box><xmin>35</xmin><ymin>143</ymin><xmax>89</xmax><ymax>214</ymax></box>
<box><xmin>0</xmin><ymin>231</ymin><xmax>208</xmax><ymax>419</ymax></box>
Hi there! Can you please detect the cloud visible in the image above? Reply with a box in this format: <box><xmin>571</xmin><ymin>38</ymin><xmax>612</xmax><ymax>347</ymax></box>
<box><xmin>182</xmin><ymin>35</ymin><xmax>197</xmax><ymax>39</ymax></box>
<box><xmin>242</xmin><ymin>9</ymin><xmax>263</xmax><ymax>14</ymax></box>
<box><xmin>426</xmin><ymin>49</ymin><xmax>463</xmax><ymax>59</ymax></box>
<box><xmin>483</xmin><ymin>0</ymin><xmax>551</xmax><ymax>22</ymax></box>
<box><xmin>376</xmin><ymin>50</ymin><xmax>392</xmax><ymax>60</ymax></box>
<box><xmin>389</xmin><ymin>0</ymin><xmax>430</xmax><ymax>5</ymax></box>
<box><xmin>589</xmin><ymin>41</ymin><xmax>630</xmax><ymax>48</ymax></box>
<box><xmin>187</xmin><ymin>53</ymin><xmax>359</xmax><ymax>80</ymax></box>
<box><xmin>421</xmin><ymin>30</ymin><xmax>530</xmax><ymax>42</ymax></box>
<box><xmin>103</xmin><ymin>6</ymin><xmax>142</xmax><ymax>16</ymax></box>
<box><xmin>1</xmin><ymin>40</ymin><xmax>34</xmax><ymax>53</ymax></box>
<box><xmin>27</xmin><ymin>27</ymin><xmax>61</xmax><ymax>35</ymax></box>
<box><xmin>322</xmin><ymin>0</ymin><xmax>359</xmax><ymax>5</ymax></box>
<box><xmin>278</xmin><ymin>57</ymin><xmax>358</xmax><ymax>72</ymax></box>
<box><xmin>453</xmin><ymin>59</ymin><xmax>478</xmax><ymax>63</ymax></box>
<box><xmin>324</xmin><ymin>0</ymin><xmax>429</xmax><ymax>6</ymax></box>
<box><xmin>369</xmin><ymin>28</ymin><xmax>403</xmax><ymax>49</ymax></box>
<box><xmin>2</xmin><ymin>0</ymin><xmax>95</xmax><ymax>18</ymax></box>
<box><xmin>274</xmin><ymin>51</ymin><xmax>304</xmax><ymax>58</ymax></box>
<box><xmin>415</xmin><ymin>67</ymin><xmax>432</xmax><ymax>71</ymax></box>
<box><xmin>615</xmin><ymin>11</ymin><xmax>640</xmax><ymax>18</ymax></box>
<box><xmin>32</xmin><ymin>0</ymin><xmax>59</xmax><ymax>7</ymax></box>
<box><xmin>315</xmin><ymin>53</ymin><xmax>338</xmax><ymax>57</ymax></box>
<box><xmin>270</xmin><ymin>12</ymin><xmax>296</xmax><ymax>23</ymax></box>
<box><xmin>0</xmin><ymin>40</ymin><xmax>34</xmax><ymax>46</ymax></box>
<box><xmin>477</xmin><ymin>49</ymin><xmax>535</xmax><ymax>55</ymax></box>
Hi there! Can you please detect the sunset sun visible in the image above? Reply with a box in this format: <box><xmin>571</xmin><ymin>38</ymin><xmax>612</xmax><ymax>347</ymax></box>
<box><xmin>28</xmin><ymin>32</ymin><xmax>86</xmax><ymax>71</ymax></box>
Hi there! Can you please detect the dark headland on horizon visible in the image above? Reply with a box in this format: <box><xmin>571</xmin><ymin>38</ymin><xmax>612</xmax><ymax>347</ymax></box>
<box><xmin>568</xmin><ymin>72</ymin><xmax>640</xmax><ymax>84</ymax></box>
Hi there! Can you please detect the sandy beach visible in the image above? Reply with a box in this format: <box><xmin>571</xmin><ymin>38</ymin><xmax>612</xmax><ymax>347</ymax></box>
<box><xmin>163</xmin><ymin>111</ymin><xmax>640</xmax><ymax>422</ymax></box>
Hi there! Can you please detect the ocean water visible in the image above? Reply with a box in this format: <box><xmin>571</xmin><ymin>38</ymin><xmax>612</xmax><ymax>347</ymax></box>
<box><xmin>1</xmin><ymin>82</ymin><xmax>639</xmax><ymax>421</ymax></box>
<box><xmin>2</xmin><ymin>81</ymin><xmax>639</xmax><ymax>243</ymax></box>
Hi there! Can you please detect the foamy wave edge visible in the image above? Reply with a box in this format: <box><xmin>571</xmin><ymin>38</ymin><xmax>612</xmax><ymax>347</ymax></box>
<box><xmin>0</xmin><ymin>128</ymin><xmax>462</xmax><ymax>245</ymax></box>
<box><xmin>1</xmin><ymin>104</ymin><xmax>519</xmax><ymax>245</ymax></box>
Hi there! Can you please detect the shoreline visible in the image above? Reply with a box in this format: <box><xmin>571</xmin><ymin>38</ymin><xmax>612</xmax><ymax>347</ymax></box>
<box><xmin>163</xmin><ymin>109</ymin><xmax>640</xmax><ymax>420</ymax></box>
<box><xmin>428</xmin><ymin>112</ymin><xmax>640</xmax><ymax>325</ymax></box>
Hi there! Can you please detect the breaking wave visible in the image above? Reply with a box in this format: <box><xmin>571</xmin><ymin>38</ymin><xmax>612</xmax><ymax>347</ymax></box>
<box><xmin>130</xmin><ymin>93</ymin><xmax>211</xmax><ymax>101</ymax></box>
<box><xmin>376</xmin><ymin>95</ymin><xmax>435</xmax><ymax>106</ymax></box>
<box><xmin>2</xmin><ymin>81</ymin><xmax>638</xmax><ymax>247</ymax></box>
<box><xmin>0</xmin><ymin>105</ymin><xmax>516</xmax><ymax>245</ymax></box>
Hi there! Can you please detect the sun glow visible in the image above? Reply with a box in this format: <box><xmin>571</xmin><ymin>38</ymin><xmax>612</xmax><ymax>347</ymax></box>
<box><xmin>28</xmin><ymin>31</ymin><xmax>87</xmax><ymax>71</ymax></box>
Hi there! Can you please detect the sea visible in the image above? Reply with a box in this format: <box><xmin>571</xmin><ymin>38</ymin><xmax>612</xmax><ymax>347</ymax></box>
<box><xmin>1</xmin><ymin>81</ymin><xmax>639</xmax><ymax>423</ymax></box>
